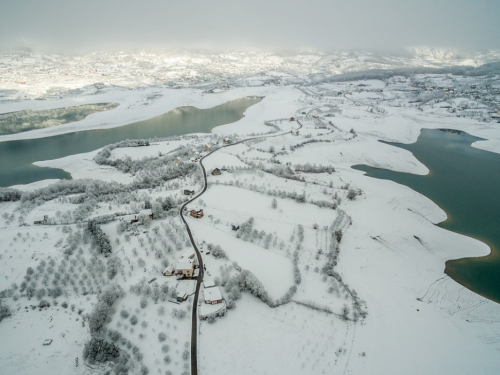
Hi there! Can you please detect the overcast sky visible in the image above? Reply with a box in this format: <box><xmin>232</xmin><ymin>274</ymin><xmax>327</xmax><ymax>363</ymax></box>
<box><xmin>0</xmin><ymin>0</ymin><xmax>499</xmax><ymax>52</ymax></box>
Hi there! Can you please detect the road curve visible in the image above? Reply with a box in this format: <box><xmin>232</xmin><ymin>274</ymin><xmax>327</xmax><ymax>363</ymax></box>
<box><xmin>180</xmin><ymin>120</ymin><xmax>302</xmax><ymax>375</ymax></box>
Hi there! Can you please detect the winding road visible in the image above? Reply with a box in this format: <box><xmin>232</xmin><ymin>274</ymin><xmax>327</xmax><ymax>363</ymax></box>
<box><xmin>179</xmin><ymin>119</ymin><xmax>302</xmax><ymax>375</ymax></box>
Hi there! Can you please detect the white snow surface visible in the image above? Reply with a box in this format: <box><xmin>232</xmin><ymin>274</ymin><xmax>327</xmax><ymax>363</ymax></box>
<box><xmin>1</xmin><ymin>70</ymin><xmax>500</xmax><ymax>375</ymax></box>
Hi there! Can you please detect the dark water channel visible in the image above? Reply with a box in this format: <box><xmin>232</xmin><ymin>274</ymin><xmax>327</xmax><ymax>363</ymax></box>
<box><xmin>0</xmin><ymin>97</ymin><xmax>261</xmax><ymax>187</ymax></box>
<box><xmin>353</xmin><ymin>129</ymin><xmax>500</xmax><ymax>304</ymax></box>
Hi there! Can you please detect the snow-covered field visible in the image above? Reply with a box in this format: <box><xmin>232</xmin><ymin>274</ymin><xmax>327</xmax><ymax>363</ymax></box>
<box><xmin>1</xmin><ymin>53</ymin><xmax>500</xmax><ymax>375</ymax></box>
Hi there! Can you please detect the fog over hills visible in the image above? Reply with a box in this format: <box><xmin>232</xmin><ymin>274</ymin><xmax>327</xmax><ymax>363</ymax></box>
<box><xmin>1</xmin><ymin>0</ymin><xmax>499</xmax><ymax>52</ymax></box>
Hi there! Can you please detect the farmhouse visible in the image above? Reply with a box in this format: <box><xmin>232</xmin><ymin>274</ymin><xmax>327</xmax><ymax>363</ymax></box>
<box><xmin>176</xmin><ymin>258</ymin><xmax>195</xmax><ymax>278</ymax></box>
<box><xmin>211</xmin><ymin>168</ymin><xmax>222</xmax><ymax>176</ymax></box>
<box><xmin>204</xmin><ymin>286</ymin><xmax>223</xmax><ymax>305</ymax></box>
<box><xmin>190</xmin><ymin>209</ymin><xmax>204</xmax><ymax>218</ymax></box>
<box><xmin>33</xmin><ymin>215</ymin><xmax>48</xmax><ymax>225</ymax></box>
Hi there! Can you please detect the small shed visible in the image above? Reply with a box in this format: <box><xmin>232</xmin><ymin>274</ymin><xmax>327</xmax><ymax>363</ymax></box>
<box><xmin>184</xmin><ymin>189</ymin><xmax>195</xmax><ymax>196</ymax></box>
<box><xmin>190</xmin><ymin>156</ymin><xmax>198</xmax><ymax>163</ymax></box>
<box><xmin>33</xmin><ymin>215</ymin><xmax>48</xmax><ymax>225</ymax></box>
<box><xmin>190</xmin><ymin>209</ymin><xmax>204</xmax><ymax>218</ymax></box>
<box><xmin>176</xmin><ymin>293</ymin><xmax>188</xmax><ymax>302</ymax></box>
<box><xmin>163</xmin><ymin>264</ymin><xmax>175</xmax><ymax>276</ymax></box>
<box><xmin>203</xmin><ymin>276</ymin><xmax>216</xmax><ymax>289</ymax></box>
<box><xmin>204</xmin><ymin>286</ymin><xmax>223</xmax><ymax>305</ymax></box>
<box><xmin>211</xmin><ymin>168</ymin><xmax>222</xmax><ymax>176</ymax></box>
<box><xmin>290</xmin><ymin>116</ymin><xmax>295</xmax><ymax>121</ymax></box>
<box><xmin>223</xmin><ymin>138</ymin><xmax>231</xmax><ymax>145</ymax></box>
<box><xmin>291</xmin><ymin>130</ymin><xmax>300</xmax><ymax>136</ymax></box>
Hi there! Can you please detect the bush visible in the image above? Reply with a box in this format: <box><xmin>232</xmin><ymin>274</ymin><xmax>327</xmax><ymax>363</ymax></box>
<box><xmin>130</xmin><ymin>315</ymin><xmax>138</xmax><ymax>325</ymax></box>
<box><xmin>210</xmin><ymin>245</ymin><xmax>227</xmax><ymax>259</ymax></box>
<box><xmin>140</xmin><ymin>298</ymin><xmax>148</xmax><ymax>309</ymax></box>
<box><xmin>171</xmin><ymin>308</ymin><xmax>187</xmax><ymax>319</ymax></box>
<box><xmin>347</xmin><ymin>188</ymin><xmax>358</xmax><ymax>200</ymax></box>
<box><xmin>0</xmin><ymin>301</ymin><xmax>11</xmax><ymax>322</ymax></box>
<box><xmin>88</xmin><ymin>302</ymin><xmax>111</xmax><ymax>335</ymax></box>
<box><xmin>83</xmin><ymin>337</ymin><xmax>119</xmax><ymax>364</ymax></box>
<box><xmin>158</xmin><ymin>332</ymin><xmax>167</xmax><ymax>342</ymax></box>
<box><xmin>0</xmin><ymin>188</ymin><xmax>22</xmax><ymax>202</ymax></box>
<box><xmin>335</xmin><ymin>230</ymin><xmax>343</xmax><ymax>243</ymax></box>
<box><xmin>120</xmin><ymin>309</ymin><xmax>129</xmax><ymax>319</ymax></box>
<box><xmin>108</xmin><ymin>330</ymin><xmax>122</xmax><ymax>342</ymax></box>
<box><xmin>86</xmin><ymin>220</ymin><xmax>112</xmax><ymax>255</ymax></box>
<box><xmin>161</xmin><ymin>344</ymin><xmax>170</xmax><ymax>353</ymax></box>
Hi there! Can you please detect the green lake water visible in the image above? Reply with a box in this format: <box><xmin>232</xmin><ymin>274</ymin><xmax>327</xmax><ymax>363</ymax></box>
<box><xmin>0</xmin><ymin>97</ymin><xmax>262</xmax><ymax>187</ymax></box>
<box><xmin>353</xmin><ymin>129</ymin><xmax>500</xmax><ymax>304</ymax></box>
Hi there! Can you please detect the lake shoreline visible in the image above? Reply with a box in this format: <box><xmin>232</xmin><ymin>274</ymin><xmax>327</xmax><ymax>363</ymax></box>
<box><xmin>0</xmin><ymin>96</ymin><xmax>262</xmax><ymax>187</ymax></box>
<box><xmin>352</xmin><ymin>128</ymin><xmax>500</xmax><ymax>304</ymax></box>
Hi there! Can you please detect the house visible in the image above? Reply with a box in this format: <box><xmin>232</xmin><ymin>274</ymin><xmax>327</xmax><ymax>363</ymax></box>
<box><xmin>291</xmin><ymin>130</ymin><xmax>300</xmax><ymax>136</ymax></box>
<box><xmin>189</xmin><ymin>209</ymin><xmax>204</xmax><ymax>218</ymax></box>
<box><xmin>204</xmin><ymin>144</ymin><xmax>211</xmax><ymax>152</ymax></box>
<box><xmin>176</xmin><ymin>258</ymin><xmax>195</xmax><ymax>278</ymax></box>
<box><xmin>492</xmin><ymin>111</ymin><xmax>500</xmax><ymax>118</ymax></box>
<box><xmin>33</xmin><ymin>215</ymin><xmax>48</xmax><ymax>225</ymax></box>
<box><xmin>223</xmin><ymin>137</ymin><xmax>231</xmax><ymax>145</ymax></box>
<box><xmin>184</xmin><ymin>189</ymin><xmax>195</xmax><ymax>196</ymax></box>
<box><xmin>174</xmin><ymin>157</ymin><xmax>180</xmax><ymax>163</ymax></box>
<box><xmin>211</xmin><ymin>168</ymin><xmax>222</xmax><ymax>176</ymax></box>
<box><xmin>190</xmin><ymin>156</ymin><xmax>198</xmax><ymax>163</ymax></box>
<box><xmin>123</xmin><ymin>214</ymin><xmax>139</xmax><ymax>223</ymax></box>
<box><xmin>163</xmin><ymin>264</ymin><xmax>175</xmax><ymax>276</ymax></box>
<box><xmin>204</xmin><ymin>286</ymin><xmax>223</xmax><ymax>305</ymax></box>
<box><xmin>139</xmin><ymin>209</ymin><xmax>153</xmax><ymax>220</ymax></box>
<box><xmin>231</xmin><ymin>224</ymin><xmax>240</xmax><ymax>231</ymax></box>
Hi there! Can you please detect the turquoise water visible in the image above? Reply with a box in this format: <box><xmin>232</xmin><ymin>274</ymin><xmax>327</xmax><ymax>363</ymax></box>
<box><xmin>353</xmin><ymin>129</ymin><xmax>500</xmax><ymax>304</ymax></box>
<box><xmin>0</xmin><ymin>97</ymin><xmax>262</xmax><ymax>187</ymax></box>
